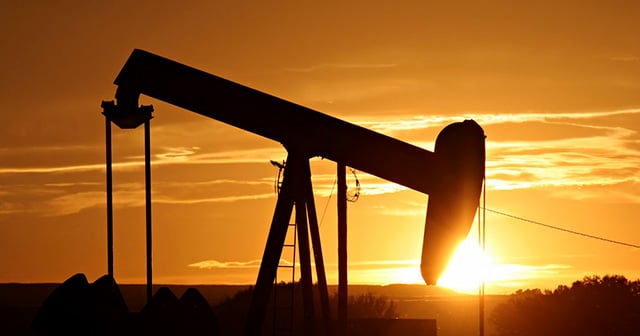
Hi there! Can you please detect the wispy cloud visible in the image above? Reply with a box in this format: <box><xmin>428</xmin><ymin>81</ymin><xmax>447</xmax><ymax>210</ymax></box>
<box><xmin>352</xmin><ymin>108</ymin><xmax>640</xmax><ymax>202</ymax></box>
<box><xmin>284</xmin><ymin>63</ymin><xmax>398</xmax><ymax>73</ymax></box>
<box><xmin>485</xmin><ymin>126</ymin><xmax>640</xmax><ymax>194</ymax></box>
<box><xmin>0</xmin><ymin>146</ymin><xmax>285</xmax><ymax>175</ymax></box>
<box><xmin>183</xmin><ymin>256</ymin><xmax>580</xmax><ymax>293</ymax></box>
<box><xmin>45</xmin><ymin>190</ymin><xmax>139</xmax><ymax>216</ymax></box>
<box><xmin>155</xmin><ymin>146</ymin><xmax>200</xmax><ymax>161</ymax></box>
<box><xmin>608</xmin><ymin>56</ymin><xmax>640</xmax><ymax>62</ymax></box>
<box><xmin>154</xmin><ymin>193</ymin><xmax>274</xmax><ymax>205</ymax></box>
<box><xmin>188</xmin><ymin>259</ymin><xmax>263</xmax><ymax>269</ymax></box>
<box><xmin>0</xmin><ymin>162</ymin><xmax>136</xmax><ymax>174</ymax></box>
<box><xmin>482</xmin><ymin>263</ymin><xmax>581</xmax><ymax>292</ymax></box>
<box><xmin>3</xmin><ymin>107</ymin><xmax>640</xmax><ymax>219</ymax></box>
<box><xmin>353</xmin><ymin>108</ymin><xmax>640</xmax><ymax>134</ymax></box>
<box><xmin>374</xmin><ymin>206</ymin><xmax>425</xmax><ymax>217</ymax></box>
<box><xmin>187</xmin><ymin>258</ymin><xmax>423</xmax><ymax>272</ymax></box>
<box><xmin>0</xmin><ymin>179</ymin><xmax>277</xmax><ymax>216</ymax></box>
<box><xmin>150</xmin><ymin>146</ymin><xmax>286</xmax><ymax>165</ymax></box>
<box><xmin>159</xmin><ymin>179</ymin><xmax>273</xmax><ymax>188</ymax></box>
<box><xmin>489</xmin><ymin>263</ymin><xmax>572</xmax><ymax>281</ymax></box>
<box><xmin>44</xmin><ymin>182</ymin><xmax>102</xmax><ymax>188</ymax></box>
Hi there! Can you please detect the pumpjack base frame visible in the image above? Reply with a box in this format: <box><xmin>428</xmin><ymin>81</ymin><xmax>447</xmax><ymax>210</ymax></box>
<box><xmin>245</xmin><ymin>153</ymin><xmax>332</xmax><ymax>336</ymax></box>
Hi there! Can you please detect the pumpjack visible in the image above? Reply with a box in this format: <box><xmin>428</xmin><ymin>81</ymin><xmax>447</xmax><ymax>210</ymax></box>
<box><xmin>101</xmin><ymin>49</ymin><xmax>485</xmax><ymax>335</ymax></box>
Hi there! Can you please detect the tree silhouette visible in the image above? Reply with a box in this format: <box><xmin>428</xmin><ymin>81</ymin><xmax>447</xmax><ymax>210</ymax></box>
<box><xmin>491</xmin><ymin>275</ymin><xmax>640</xmax><ymax>336</ymax></box>
<box><xmin>342</xmin><ymin>292</ymin><xmax>398</xmax><ymax>320</ymax></box>
<box><xmin>214</xmin><ymin>283</ymin><xmax>398</xmax><ymax>336</ymax></box>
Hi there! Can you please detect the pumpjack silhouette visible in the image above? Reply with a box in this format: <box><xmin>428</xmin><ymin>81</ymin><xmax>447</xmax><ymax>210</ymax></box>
<box><xmin>34</xmin><ymin>49</ymin><xmax>484</xmax><ymax>336</ymax></box>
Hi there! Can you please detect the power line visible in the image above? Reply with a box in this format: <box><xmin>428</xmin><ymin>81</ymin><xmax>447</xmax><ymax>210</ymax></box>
<box><xmin>482</xmin><ymin>207</ymin><xmax>640</xmax><ymax>249</ymax></box>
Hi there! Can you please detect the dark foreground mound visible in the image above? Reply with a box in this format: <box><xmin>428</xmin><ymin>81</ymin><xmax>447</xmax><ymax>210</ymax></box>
<box><xmin>32</xmin><ymin>273</ymin><xmax>220</xmax><ymax>335</ymax></box>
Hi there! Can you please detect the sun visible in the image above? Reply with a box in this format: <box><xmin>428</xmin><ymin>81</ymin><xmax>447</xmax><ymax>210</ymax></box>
<box><xmin>437</xmin><ymin>238</ymin><xmax>491</xmax><ymax>294</ymax></box>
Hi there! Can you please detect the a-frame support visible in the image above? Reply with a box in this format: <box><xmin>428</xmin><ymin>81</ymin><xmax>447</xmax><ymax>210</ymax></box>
<box><xmin>245</xmin><ymin>152</ymin><xmax>332</xmax><ymax>336</ymax></box>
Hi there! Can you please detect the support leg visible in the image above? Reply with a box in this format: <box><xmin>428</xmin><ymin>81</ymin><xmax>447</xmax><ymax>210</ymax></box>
<box><xmin>245</xmin><ymin>157</ymin><xmax>298</xmax><ymax>336</ymax></box>
<box><xmin>296</xmin><ymin>199</ymin><xmax>315</xmax><ymax>335</ymax></box>
<box><xmin>305</xmin><ymin>165</ymin><xmax>332</xmax><ymax>335</ymax></box>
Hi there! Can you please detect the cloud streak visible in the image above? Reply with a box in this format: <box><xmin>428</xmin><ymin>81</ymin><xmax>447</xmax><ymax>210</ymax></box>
<box><xmin>353</xmin><ymin>108</ymin><xmax>640</xmax><ymax>202</ymax></box>
<box><xmin>2</xmin><ymin>106</ymin><xmax>640</xmax><ymax>218</ymax></box>
<box><xmin>0</xmin><ymin>179</ymin><xmax>277</xmax><ymax>216</ymax></box>
<box><xmin>178</xmin><ymin>257</ymin><xmax>582</xmax><ymax>293</ymax></box>
<box><xmin>284</xmin><ymin>63</ymin><xmax>398</xmax><ymax>73</ymax></box>
<box><xmin>353</xmin><ymin>108</ymin><xmax>640</xmax><ymax>133</ymax></box>
<box><xmin>0</xmin><ymin>146</ymin><xmax>285</xmax><ymax>175</ymax></box>
<box><xmin>188</xmin><ymin>259</ymin><xmax>263</xmax><ymax>269</ymax></box>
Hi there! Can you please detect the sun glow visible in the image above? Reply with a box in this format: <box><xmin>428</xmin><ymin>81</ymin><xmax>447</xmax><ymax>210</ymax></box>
<box><xmin>437</xmin><ymin>239</ymin><xmax>491</xmax><ymax>294</ymax></box>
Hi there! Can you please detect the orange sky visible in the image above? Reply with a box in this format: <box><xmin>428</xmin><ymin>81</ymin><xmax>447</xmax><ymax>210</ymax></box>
<box><xmin>1</xmin><ymin>1</ymin><xmax>639</xmax><ymax>294</ymax></box>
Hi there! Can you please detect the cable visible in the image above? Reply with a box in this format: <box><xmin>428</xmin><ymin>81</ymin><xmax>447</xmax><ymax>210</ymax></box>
<box><xmin>270</xmin><ymin>160</ymin><xmax>285</xmax><ymax>194</ymax></box>
<box><xmin>482</xmin><ymin>207</ymin><xmax>640</xmax><ymax>249</ymax></box>
<box><xmin>347</xmin><ymin>168</ymin><xmax>360</xmax><ymax>202</ymax></box>
<box><xmin>318</xmin><ymin>178</ymin><xmax>337</xmax><ymax>229</ymax></box>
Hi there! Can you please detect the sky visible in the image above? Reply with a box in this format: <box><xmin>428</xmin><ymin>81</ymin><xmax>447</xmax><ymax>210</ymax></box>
<box><xmin>1</xmin><ymin>1</ymin><xmax>639</xmax><ymax>294</ymax></box>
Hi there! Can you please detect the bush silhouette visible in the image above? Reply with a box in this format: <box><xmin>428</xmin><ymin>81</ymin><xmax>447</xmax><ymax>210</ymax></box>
<box><xmin>491</xmin><ymin>275</ymin><xmax>640</xmax><ymax>336</ymax></box>
<box><xmin>214</xmin><ymin>283</ymin><xmax>397</xmax><ymax>335</ymax></box>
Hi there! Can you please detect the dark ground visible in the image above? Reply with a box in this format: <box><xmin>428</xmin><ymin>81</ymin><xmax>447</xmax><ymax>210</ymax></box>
<box><xmin>0</xmin><ymin>283</ymin><xmax>504</xmax><ymax>335</ymax></box>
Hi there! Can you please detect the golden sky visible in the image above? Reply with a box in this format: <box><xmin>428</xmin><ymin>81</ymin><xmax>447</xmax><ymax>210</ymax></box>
<box><xmin>1</xmin><ymin>1</ymin><xmax>639</xmax><ymax>294</ymax></box>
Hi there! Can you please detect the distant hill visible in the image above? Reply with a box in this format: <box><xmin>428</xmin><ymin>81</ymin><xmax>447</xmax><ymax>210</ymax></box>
<box><xmin>0</xmin><ymin>282</ymin><xmax>462</xmax><ymax>311</ymax></box>
<box><xmin>344</xmin><ymin>283</ymin><xmax>462</xmax><ymax>299</ymax></box>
